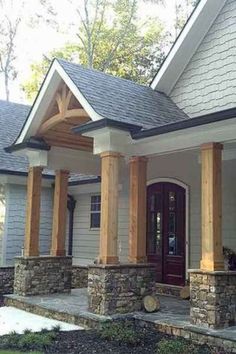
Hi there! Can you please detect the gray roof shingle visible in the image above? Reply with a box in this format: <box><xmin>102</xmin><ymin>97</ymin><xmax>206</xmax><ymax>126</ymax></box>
<box><xmin>0</xmin><ymin>100</ymin><xmax>98</xmax><ymax>183</ymax></box>
<box><xmin>58</xmin><ymin>59</ymin><xmax>189</xmax><ymax>130</ymax></box>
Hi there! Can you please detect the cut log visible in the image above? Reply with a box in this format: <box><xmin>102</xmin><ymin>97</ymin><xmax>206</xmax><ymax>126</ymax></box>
<box><xmin>180</xmin><ymin>286</ymin><xmax>190</xmax><ymax>300</ymax></box>
<box><xmin>143</xmin><ymin>295</ymin><xmax>160</xmax><ymax>313</ymax></box>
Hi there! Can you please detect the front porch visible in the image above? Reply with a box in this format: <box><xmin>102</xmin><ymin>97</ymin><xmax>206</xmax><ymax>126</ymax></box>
<box><xmin>4</xmin><ymin>289</ymin><xmax>236</xmax><ymax>352</ymax></box>
<box><xmin>5</xmin><ymin>76</ymin><xmax>236</xmax><ymax>334</ymax></box>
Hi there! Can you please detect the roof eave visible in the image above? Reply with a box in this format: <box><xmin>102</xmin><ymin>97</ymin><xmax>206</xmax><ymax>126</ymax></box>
<box><xmin>5</xmin><ymin>138</ymin><xmax>50</xmax><ymax>153</ymax></box>
<box><xmin>132</xmin><ymin>107</ymin><xmax>236</xmax><ymax>140</ymax></box>
<box><xmin>73</xmin><ymin>118</ymin><xmax>142</xmax><ymax>135</ymax></box>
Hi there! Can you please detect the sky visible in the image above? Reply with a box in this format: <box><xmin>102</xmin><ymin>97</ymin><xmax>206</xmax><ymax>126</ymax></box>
<box><xmin>0</xmin><ymin>1</ymin><xmax>189</xmax><ymax>104</ymax></box>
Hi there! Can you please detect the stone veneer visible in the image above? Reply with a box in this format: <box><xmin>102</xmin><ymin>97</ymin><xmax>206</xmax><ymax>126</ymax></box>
<box><xmin>88</xmin><ymin>264</ymin><xmax>156</xmax><ymax>315</ymax></box>
<box><xmin>189</xmin><ymin>270</ymin><xmax>236</xmax><ymax>329</ymax></box>
<box><xmin>0</xmin><ymin>267</ymin><xmax>14</xmax><ymax>295</ymax></box>
<box><xmin>14</xmin><ymin>256</ymin><xmax>72</xmax><ymax>296</ymax></box>
<box><xmin>72</xmin><ymin>266</ymin><xmax>88</xmax><ymax>288</ymax></box>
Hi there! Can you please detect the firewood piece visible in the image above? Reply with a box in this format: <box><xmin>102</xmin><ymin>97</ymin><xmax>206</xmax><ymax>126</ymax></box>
<box><xmin>143</xmin><ymin>295</ymin><xmax>160</xmax><ymax>313</ymax></box>
<box><xmin>180</xmin><ymin>286</ymin><xmax>190</xmax><ymax>300</ymax></box>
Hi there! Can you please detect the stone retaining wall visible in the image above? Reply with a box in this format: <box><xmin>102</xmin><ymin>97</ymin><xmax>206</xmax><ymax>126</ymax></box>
<box><xmin>190</xmin><ymin>270</ymin><xmax>236</xmax><ymax>329</ymax></box>
<box><xmin>14</xmin><ymin>256</ymin><xmax>72</xmax><ymax>296</ymax></box>
<box><xmin>0</xmin><ymin>267</ymin><xmax>14</xmax><ymax>295</ymax></box>
<box><xmin>72</xmin><ymin>266</ymin><xmax>88</xmax><ymax>288</ymax></box>
<box><xmin>88</xmin><ymin>264</ymin><xmax>156</xmax><ymax>315</ymax></box>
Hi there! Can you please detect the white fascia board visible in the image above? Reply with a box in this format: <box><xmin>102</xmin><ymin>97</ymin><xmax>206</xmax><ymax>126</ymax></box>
<box><xmin>151</xmin><ymin>0</ymin><xmax>227</xmax><ymax>94</ymax></box>
<box><xmin>12</xmin><ymin>148</ymin><xmax>48</xmax><ymax>167</ymax></box>
<box><xmin>16</xmin><ymin>60</ymin><xmax>103</xmax><ymax>144</ymax></box>
<box><xmin>83</xmin><ymin>127</ymin><xmax>132</xmax><ymax>155</ymax></box>
<box><xmin>129</xmin><ymin>117</ymin><xmax>236</xmax><ymax>157</ymax></box>
<box><xmin>47</xmin><ymin>146</ymin><xmax>101</xmax><ymax>175</ymax></box>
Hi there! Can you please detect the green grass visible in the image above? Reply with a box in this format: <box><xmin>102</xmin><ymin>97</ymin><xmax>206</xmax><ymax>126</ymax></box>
<box><xmin>0</xmin><ymin>351</ymin><xmax>42</xmax><ymax>354</ymax></box>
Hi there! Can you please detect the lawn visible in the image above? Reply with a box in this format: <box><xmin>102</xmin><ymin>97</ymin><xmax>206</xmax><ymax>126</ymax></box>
<box><xmin>0</xmin><ymin>351</ymin><xmax>41</xmax><ymax>354</ymax></box>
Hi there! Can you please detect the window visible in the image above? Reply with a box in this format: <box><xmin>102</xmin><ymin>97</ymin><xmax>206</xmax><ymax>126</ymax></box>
<box><xmin>90</xmin><ymin>195</ymin><xmax>101</xmax><ymax>228</ymax></box>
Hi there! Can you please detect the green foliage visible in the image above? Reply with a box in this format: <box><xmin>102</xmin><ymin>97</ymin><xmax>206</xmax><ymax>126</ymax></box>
<box><xmin>0</xmin><ymin>331</ymin><xmax>57</xmax><ymax>352</ymax></box>
<box><xmin>51</xmin><ymin>324</ymin><xmax>61</xmax><ymax>333</ymax></box>
<box><xmin>100</xmin><ymin>321</ymin><xmax>142</xmax><ymax>345</ymax></box>
<box><xmin>156</xmin><ymin>338</ymin><xmax>211</xmax><ymax>354</ymax></box>
<box><xmin>0</xmin><ymin>351</ymin><xmax>42</xmax><ymax>354</ymax></box>
<box><xmin>23</xmin><ymin>328</ymin><xmax>32</xmax><ymax>334</ymax></box>
<box><xmin>22</xmin><ymin>0</ymin><xmax>168</xmax><ymax>102</ymax></box>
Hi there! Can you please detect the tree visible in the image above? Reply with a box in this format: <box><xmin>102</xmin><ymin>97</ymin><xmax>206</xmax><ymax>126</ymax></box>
<box><xmin>0</xmin><ymin>0</ymin><xmax>22</xmax><ymax>101</ymax></box>
<box><xmin>173</xmin><ymin>0</ymin><xmax>199</xmax><ymax>39</ymax></box>
<box><xmin>22</xmin><ymin>0</ymin><xmax>167</xmax><ymax>101</ymax></box>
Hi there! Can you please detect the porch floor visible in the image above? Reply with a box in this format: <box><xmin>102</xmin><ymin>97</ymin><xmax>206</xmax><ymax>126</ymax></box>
<box><xmin>4</xmin><ymin>289</ymin><xmax>236</xmax><ymax>350</ymax></box>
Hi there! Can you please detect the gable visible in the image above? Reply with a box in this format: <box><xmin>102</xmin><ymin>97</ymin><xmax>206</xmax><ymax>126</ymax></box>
<box><xmin>36</xmin><ymin>82</ymin><xmax>93</xmax><ymax>151</ymax></box>
<box><xmin>170</xmin><ymin>0</ymin><xmax>236</xmax><ymax>117</ymax></box>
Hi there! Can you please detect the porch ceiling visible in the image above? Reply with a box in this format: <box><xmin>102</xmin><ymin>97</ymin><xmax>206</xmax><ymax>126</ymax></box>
<box><xmin>35</xmin><ymin>82</ymin><xmax>93</xmax><ymax>152</ymax></box>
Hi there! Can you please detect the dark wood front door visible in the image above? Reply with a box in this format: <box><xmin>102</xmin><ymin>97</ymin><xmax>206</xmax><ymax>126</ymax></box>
<box><xmin>147</xmin><ymin>182</ymin><xmax>186</xmax><ymax>286</ymax></box>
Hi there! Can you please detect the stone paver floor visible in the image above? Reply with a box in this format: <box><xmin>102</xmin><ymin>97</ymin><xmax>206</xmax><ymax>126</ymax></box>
<box><xmin>5</xmin><ymin>289</ymin><xmax>236</xmax><ymax>343</ymax></box>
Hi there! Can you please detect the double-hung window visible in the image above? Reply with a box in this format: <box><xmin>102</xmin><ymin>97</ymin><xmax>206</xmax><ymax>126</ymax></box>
<box><xmin>90</xmin><ymin>195</ymin><xmax>101</xmax><ymax>228</ymax></box>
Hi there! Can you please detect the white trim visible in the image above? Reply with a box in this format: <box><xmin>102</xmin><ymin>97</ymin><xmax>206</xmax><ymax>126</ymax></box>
<box><xmin>16</xmin><ymin>60</ymin><xmax>104</xmax><ymax>144</ymax></box>
<box><xmin>129</xmin><ymin>116</ymin><xmax>236</xmax><ymax>157</ymax></box>
<box><xmin>147</xmin><ymin>177</ymin><xmax>190</xmax><ymax>281</ymax></box>
<box><xmin>1</xmin><ymin>185</ymin><xmax>10</xmax><ymax>266</ymax></box>
<box><xmin>151</xmin><ymin>0</ymin><xmax>226</xmax><ymax>94</ymax></box>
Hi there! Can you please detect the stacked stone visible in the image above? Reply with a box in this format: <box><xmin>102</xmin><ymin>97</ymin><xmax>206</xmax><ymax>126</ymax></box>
<box><xmin>88</xmin><ymin>264</ymin><xmax>156</xmax><ymax>315</ymax></box>
<box><xmin>0</xmin><ymin>267</ymin><xmax>14</xmax><ymax>294</ymax></box>
<box><xmin>14</xmin><ymin>256</ymin><xmax>72</xmax><ymax>296</ymax></box>
<box><xmin>190</xmin><ymin>270</ymin><xmax>236</xmax><ymax>329</ymax></box>
<box><xmin>72</xmin><ymin>266</ymin><xmax>88</xmax><ymax>288</ymax></box>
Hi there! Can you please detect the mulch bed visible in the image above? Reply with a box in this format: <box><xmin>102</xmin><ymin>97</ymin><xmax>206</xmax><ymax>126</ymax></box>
<box><xmin>46</xmin><ymin>329</ymin><xmax>165</xmax><ymax>354</ymax></box>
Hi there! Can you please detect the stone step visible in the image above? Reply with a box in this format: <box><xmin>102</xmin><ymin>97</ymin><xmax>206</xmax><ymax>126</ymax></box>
<box><xmin>3</xmin><ymin>295</ymin><xmax>112</xmax><ymax>330</ymax></box>
<box><xmin>155</xmin><ymin>283</ymin><xmax>183</xmax><ymax>298</ymax></box>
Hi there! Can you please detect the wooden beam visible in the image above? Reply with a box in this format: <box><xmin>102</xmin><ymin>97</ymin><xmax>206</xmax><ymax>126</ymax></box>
<box><xmin>99</xmin><ymin>151</ymin><xmax>120</xmax><ymax>264</ymax></box>
<box><xmin>129</xmin><ymin>156</ymin><xmax>148</xmax><ymax>263</ymax></box>
<box><xmin>24</xmin><ymin>166</ymin><xmax>43</xmax><ymax>257</ymax></box>
<box><xmin>38</xmin><ymin>108</ymin><xmax>88</xmax><ymax>135</ymax></box>
<box><xmin>51</xmin><ymin>170</ymin><xmax>69</xmax><ymax>257</ymax></box>
<box><xmin>200</xmin><ymin>142</ymin><xmax>224</xmax><ymax>271</ymax></box>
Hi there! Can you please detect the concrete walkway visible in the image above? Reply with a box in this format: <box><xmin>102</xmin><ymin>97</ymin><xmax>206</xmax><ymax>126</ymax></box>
<box><xmin>0</xmin><ymin>306</ymin><xmax>83</xmax><ymax>335</ymax></box>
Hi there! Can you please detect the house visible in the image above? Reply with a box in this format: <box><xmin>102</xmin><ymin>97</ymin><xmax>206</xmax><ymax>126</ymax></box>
<box><xmin>2</xmin><ymin>0</ymin><xmax>236</xmax><ymax>330</ymax></box>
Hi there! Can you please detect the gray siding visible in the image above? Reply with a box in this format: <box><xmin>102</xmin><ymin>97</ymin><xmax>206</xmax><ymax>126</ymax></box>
<box><xmin>0</xmin><ymin>185</ymin><xmax>6</xmax><ymax>266</ymax></box>
<box><xmin>72</xmin><ymin>152</ymin><xmax>236</xmax><ymax>270</ymax></box>
<box><xmin>170</xmin><ymin>0</ymin><xmax>236</xmax><ymax>117</ymax></box>
<box><xmin>72</xmin><ymin>190</ymin><xmax>129</xmax><ymax>266</ymax></box>
<box><xmin>4</xmin><ymin>184</ymin><xmax>53</xmax><ymax>265</ymax></box>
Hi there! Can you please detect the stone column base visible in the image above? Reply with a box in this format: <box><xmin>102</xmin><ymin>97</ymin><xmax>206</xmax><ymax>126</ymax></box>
<box><xmin>14</xmin><ymin>256</ymin><xmax>72</xmax><ymax>296</ymax></box>
<box><xmin>88</xmin><ymin>263</ymin><xmax>156</xmax><ymax>315</ymax></box>
<box><xmin>189</xmin><ymin>269</ymin><xmax>236</xmax><ymax>329</ymax></box>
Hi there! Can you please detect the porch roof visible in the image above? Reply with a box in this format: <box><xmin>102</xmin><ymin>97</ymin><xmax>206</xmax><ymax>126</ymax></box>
<box><xmin>0</xmin><ymin>100</ymin><xmax>99</xmax><ymax>184</ymax></box>
<box><xmin>58</xmin><ymin>59</ymin><xmax>189</xmax><ymax>130</ymax></box>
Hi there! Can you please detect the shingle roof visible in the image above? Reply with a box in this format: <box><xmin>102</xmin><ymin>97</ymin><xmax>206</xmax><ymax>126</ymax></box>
<box><xmin>0</xmin><ymin>100</ymin><xmax>98</xmax><ymax>183</ymax></box>
<box><xmin>58</xmin><ymin>59</ymin><xmax>189</xmax><ymax>130</ymax></box>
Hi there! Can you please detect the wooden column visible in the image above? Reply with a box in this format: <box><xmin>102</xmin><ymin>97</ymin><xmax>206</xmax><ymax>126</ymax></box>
<box><xmin>99</xmin><ymin>151</ymin><xmax>120</xmax><ymax>264</ymax></box>
<box><xmin>200</xmin><ymin>142</ymin><xmax>224</xmax><ymax>271</ymax></box>
<box><xmin>129</xmin><ymin>156</ymin><xmax>148</xmax><ymax>263</ymax></box>
<box><xmin>51</xmin><ymin>170</ymin><xmax>69</xmax><ymax>256</ymax></box>
<box><xmin>24</xmin><ymin>166</ymin><xmax>43</xmax><ymax>257</ymax></box>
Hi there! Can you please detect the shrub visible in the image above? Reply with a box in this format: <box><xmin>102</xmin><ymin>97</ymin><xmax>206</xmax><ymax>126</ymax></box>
<box><xmin>156</xmin><ymin>339</ymin><xmax>212</xmax><ymax>354</ymax></box>
<box><xmin>19</xmin><ymin>332</ymin><xmax>55</xmax><ymax>351</ymax></box>
<box><xmin>0</xmin><ymin>331</ymin><xmax>57</xmax><ymax>352</ymax></box>
<box><xmin>23</xmin><ymin>328</ymin><xmax>32</xmax><ymax>334</ymax></box>
<box><xmin>100</xmin><ymin>321</ymin><xmax>142</xmax><ymax>345</ymax></box>
<box><xmin>51</xmin><ymin>324</ymin><xmax>61</xmax><ymax>333</ymax></box>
